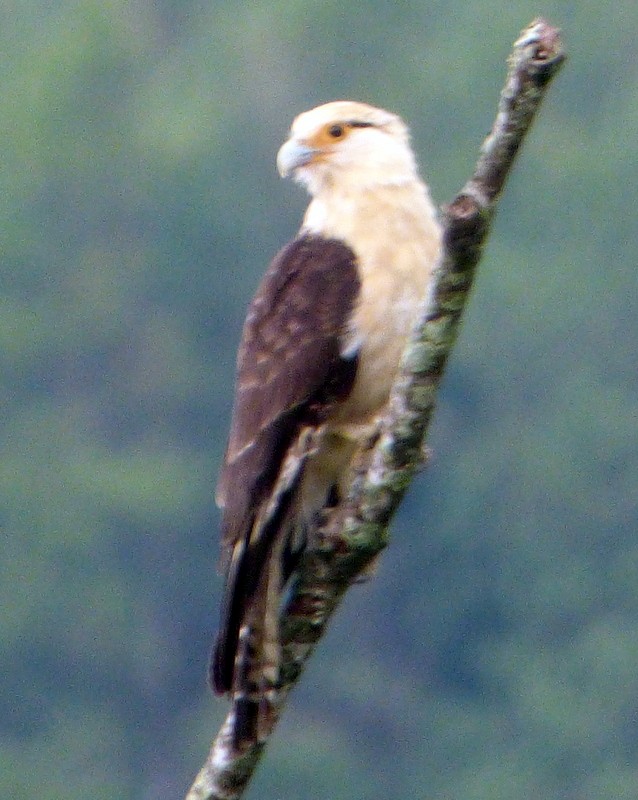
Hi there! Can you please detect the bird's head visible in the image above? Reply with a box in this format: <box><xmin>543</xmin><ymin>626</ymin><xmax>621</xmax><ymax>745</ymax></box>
<box><xmin>276</xmin><ymin>101</ymin><xmax>419</xmax><ymax>196</ymax></box>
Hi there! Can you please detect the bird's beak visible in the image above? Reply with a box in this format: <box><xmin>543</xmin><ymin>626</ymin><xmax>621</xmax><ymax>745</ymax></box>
<box><xmin>277</xmin><ymin>139</ymin><xmax>319</xmax><ymax>178</ymax></box>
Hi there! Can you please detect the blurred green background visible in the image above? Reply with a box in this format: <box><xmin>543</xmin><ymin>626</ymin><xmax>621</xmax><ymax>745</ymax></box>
<box><xmin>2</xmin><ymin>2</ymin><xmax>637</xmax><ymax>798</ymax></box>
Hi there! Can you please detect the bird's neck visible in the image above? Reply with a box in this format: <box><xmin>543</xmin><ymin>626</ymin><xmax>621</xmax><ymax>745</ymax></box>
<box><xmin>301</xmin><ymin>178</ymin><xmax>438</xmax><ymax>254</ymax></box>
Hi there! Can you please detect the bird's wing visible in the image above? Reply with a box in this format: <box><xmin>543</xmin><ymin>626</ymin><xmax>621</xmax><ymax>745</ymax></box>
<box><xmin>216</xmin><ymin>233</ymin><xmax>361</xmax><ymax>563</ymax></box>
<box><xmin>212</xmin><ymin>233</ymin><xmax>360</xmax><ymax>697</ymax></box>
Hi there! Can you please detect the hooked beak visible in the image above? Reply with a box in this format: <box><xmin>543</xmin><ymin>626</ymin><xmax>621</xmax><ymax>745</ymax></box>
<box><xmin>276</xmin><ymin>139</ymin><xmax>319</xmax><ymax>178</ymax></box>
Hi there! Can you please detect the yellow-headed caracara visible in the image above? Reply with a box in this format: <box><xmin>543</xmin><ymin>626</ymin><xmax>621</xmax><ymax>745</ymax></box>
<box><xmin>212</xmin><ymin>101</ymin><xmax>442</xmax><ymax>744</ymax></box>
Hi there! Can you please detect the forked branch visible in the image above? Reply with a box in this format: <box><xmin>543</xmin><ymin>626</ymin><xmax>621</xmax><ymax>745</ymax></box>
<box><xmin>185</xmin><ymin>18</ymin><xmax>565</xmax><ymax>800</ymax></box>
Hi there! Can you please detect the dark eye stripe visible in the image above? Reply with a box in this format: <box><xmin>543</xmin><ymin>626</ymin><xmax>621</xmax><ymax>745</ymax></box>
<box><xmin>348</xmin><ymin>120</ymin><xmax>374</xmax><ymax>129</ymax></box>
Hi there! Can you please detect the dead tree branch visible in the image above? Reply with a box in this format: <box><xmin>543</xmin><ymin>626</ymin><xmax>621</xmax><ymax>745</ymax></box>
<box><xmin>185</xmin><ymin>18</ymin><xmax>565</xmax><ymax>800</ymax></box>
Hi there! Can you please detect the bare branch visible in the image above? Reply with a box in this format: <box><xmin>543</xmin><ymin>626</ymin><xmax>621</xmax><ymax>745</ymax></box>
<box><xmin>185</xmin><ymin>18</ymin><xmax>565</xmax><ymax>800</ymax></box>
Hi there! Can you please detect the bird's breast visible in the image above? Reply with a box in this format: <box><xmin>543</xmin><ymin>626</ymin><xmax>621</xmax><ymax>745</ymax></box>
<box><xmin>336</xmin><ymin>260</ymin><xmax>428</xmax><ymax>424</ymax></box>
<box><xmin>305</xmin><ymin>182</ymin><xmax>442</xmax><ymax>427</ymax></box>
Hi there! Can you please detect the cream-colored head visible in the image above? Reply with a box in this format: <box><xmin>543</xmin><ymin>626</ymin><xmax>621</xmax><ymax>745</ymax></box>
<box><xmin>277</xmin><ymin>101</ymin><xmax>420</xmax><ymax>195</ymax></box>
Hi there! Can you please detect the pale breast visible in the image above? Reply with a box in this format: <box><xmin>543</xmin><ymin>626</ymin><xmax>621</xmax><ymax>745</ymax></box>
<box><xmin>304</xmin><ymin>178</ymin><xmax>442</xmax><ymax>427</ymax></box>
<box><xmin>337</xmin><ymin>247</ymin><xmax>432</xmax><ymax>423</ymax></box>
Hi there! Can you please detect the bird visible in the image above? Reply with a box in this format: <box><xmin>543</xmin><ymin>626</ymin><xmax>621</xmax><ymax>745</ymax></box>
<box><xmin>211</xmin><ymin>100</ymin><xmax>442</xmax><ymax>746</ymax></box>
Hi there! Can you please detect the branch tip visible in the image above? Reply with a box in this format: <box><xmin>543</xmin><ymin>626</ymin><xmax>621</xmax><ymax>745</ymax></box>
<box><xmin>514</xmin><ymin>18</ymin><xmax>566</xmax><ymax>71</ymax></box>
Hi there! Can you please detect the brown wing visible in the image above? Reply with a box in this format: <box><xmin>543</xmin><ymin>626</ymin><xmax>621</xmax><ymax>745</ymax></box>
<box><xmin>216</xmin><ymin>233</ymin><xmax>361</xmax><ymax>564</ymax></box>
<box><xmin>211</xmin><ymin>234</ymin><xmax>360</xmax><ymax>695</ymax></box>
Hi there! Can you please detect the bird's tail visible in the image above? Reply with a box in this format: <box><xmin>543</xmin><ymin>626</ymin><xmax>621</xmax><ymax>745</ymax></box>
<box><xmin>230</xmin><ymin>542</ymin><xmax>285</xmax><ymax>746</ymax></box>
<box><xmin>210</xmin><ymin>509</ymin><xmax>298</xmax><ymax>749</ymax></box>
<box><xmin>210</xmin><ymin>435</ymin><xmax>314</xmax><ymax>749</ymax></box>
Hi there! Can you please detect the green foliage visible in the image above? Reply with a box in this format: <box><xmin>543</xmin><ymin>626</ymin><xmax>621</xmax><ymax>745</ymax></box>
<box><xmin>1</xmin><ymin>2</ymin><xmax>637</xmax><ymax>798</ymax></box>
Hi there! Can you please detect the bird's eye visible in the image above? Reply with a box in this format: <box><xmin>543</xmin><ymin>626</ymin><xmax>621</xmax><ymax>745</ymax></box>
<box><xmin>328</xmin><ymin>124</ymin><xmax>345</xmax><ymax>138</ymax></box>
